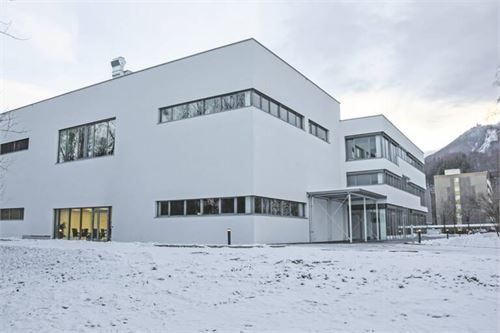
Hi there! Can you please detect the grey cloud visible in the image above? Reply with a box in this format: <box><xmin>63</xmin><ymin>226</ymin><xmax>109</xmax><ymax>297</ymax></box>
<box><xmin>281</xmin><ymin>1</ymin><xmax>497</xmax><ymax>103</ymax></box>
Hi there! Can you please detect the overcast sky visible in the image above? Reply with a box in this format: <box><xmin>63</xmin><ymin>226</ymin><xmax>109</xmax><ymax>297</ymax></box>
<box><xmin>0</xmin><ymin>0</ymin><xmax>498</xmax><ymax>153</ymax></box>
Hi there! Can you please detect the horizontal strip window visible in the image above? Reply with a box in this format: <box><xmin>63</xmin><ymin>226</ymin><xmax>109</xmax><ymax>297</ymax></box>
<box><xmin>347</xmin><ymin>170</ymin><xmax>384</xmax><ymax>186</ymax></box>
<box><xmin>0</xmin><ymin>208</ymin><xmax>24</xmax><ymax>220</ymax></box>
<box><xmin>253</xmin><ymin>196</ymin><xmax>305</xmax><ymax>217</ymax></box>
<box><xmin>345</xmin><ymin>133</ymin><xmax>424</xmax><ymax>172</ymax></box>
<box><xmin>158</xmin><ymin>89</ymin><xmax>304</xmax><ymax>130</ymax></box>
<box><xmin>347</xmin><ymin>170</ymin><xmax>426</xmax><ymax>206</ymax></box>
<box><xmin>308</xmin><ymin>120</ymin><xmax>329</xmax><ymax>142</ymax></box>
<box><xmin>159</xmin><ymin>90</ymin><xmax>251</xmax><ymax>123</ymax></box>
<box><xmin>58</xmin><ymin>118</ymin><xmax>115</xmax><ymax>163</ymax></box>
<box><xmin>0</xmin><ymin>138</ymin><xmax>29</xmax><ymax>155</ymax></box>
<box><xmin>156</xmin><ymin>196</ymin><xmax>305</xmax><ymax>218</ymax></box>
<box><xmin>251</xmin><ymin>90</ymin><xmax>304</xmax><ymax>129</ymax></box>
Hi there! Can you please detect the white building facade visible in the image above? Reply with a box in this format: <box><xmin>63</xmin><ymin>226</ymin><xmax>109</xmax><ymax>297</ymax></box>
<box><xmin>0</xmin><ymin>39</ymin><xmax>427</xmax><ymax>244</ymax></box>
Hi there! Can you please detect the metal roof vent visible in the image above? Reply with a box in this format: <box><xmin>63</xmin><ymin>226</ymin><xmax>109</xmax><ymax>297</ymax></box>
<box><xmin>111</xmin><ymin>57</ymin><xmax>132</xmax><ymax>78</ymax></box>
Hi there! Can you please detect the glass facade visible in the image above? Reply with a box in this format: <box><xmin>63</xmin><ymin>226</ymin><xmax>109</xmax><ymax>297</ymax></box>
<box><xmin>58</xmin><ymin>118</ymin><xmax>115</xmax><ymax>163</ymax></box>
<box><xmin>0</xmin><ymin>138</ymin><xmax>29</xmax><ymax>155</ymax></box>
<box><xmin>159</xmin><ymin>89</ymin><xmax>305</xmax><ymax>130</ymax></box>
<box><xmin>345</xmin><ymin>133</ymin><xmax>424</xmax><ymax>172</ymax></box>
<box><xmin>54</xmin><ymin>207</ymin><xmax>111</xmax><ymax>241</ymax></box>
<box><xmin>347</xmin><ymin>170</ymin><xmax>426</xmax><ymax>206</ymax></box>
<box><xmin>157</xmin><ymin>196</ymin><xmax>305</xmax><ymax>218</ymax></box>
<box><xmin>350</xmin><ymin>203</ymin><xmax>426</xmax><ymax>239</ymax></box>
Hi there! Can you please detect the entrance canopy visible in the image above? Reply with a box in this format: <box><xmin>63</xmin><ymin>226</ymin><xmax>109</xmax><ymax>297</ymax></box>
<box><xmin>307</xmin><ymin>188</ymin><xmax>386</xmax><ymax>243</ymax></box>
<box><xmin>307</xmin><ymin>188</ymin><xmax>386</xmax><ymax>201</ymax></box>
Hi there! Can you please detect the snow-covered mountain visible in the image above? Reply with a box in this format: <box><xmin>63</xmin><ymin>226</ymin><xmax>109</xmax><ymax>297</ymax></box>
<box><xmin>425</xmin><ymin>122</ymin><xmax>500</xmax><ymax>185</ymax></box>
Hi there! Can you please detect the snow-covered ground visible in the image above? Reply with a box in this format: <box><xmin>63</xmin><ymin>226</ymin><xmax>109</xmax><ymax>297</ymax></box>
<box><xmin>1</xmin><ymin>234</ymin><xmax>499</xmax><ymax>333</ymax></box>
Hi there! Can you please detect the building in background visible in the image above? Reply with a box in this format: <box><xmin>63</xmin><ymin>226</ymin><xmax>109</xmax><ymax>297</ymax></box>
<box><xmin>0</xmin><ymin>39</ymin><xmax>427</xmax><ymax>244</ymax></box>
<box><xmin>434</xmin><ymin>169</ymin><xmax>493</xmax><ymax>227</ymax></box>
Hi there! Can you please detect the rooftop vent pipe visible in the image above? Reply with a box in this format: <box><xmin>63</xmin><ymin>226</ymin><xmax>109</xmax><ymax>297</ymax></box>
<box><xmin>111</xmin><ymin>57</ymin><xmax>132</xmax><ymax>78</ymax></box>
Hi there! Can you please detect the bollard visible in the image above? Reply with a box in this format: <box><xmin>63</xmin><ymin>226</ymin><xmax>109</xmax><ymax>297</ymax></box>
<box><xmin>417</xmin><ymin>229</ymin><xmax>422</xmax><ymax>244</ymax></box>
<box><xmin>227</xmin><ymin>228</ymin><xmax>232</xmax><ymax>246</ymax></box>
<box><xmin>446</xmin><ymin>229</ymin><xmax>449</xmax><ymax>239</ymax></box>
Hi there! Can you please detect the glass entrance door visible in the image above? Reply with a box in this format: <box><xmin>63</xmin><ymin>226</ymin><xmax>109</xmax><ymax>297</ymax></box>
<box><xmin>55</xmin><ymin>206</ymin><xmax>111</xmax><ymax>241</ymax></box>
<box><xmin>93</xmin><ymin>207</ymin><xmax>109</xmax><ymax>241</ymax></box>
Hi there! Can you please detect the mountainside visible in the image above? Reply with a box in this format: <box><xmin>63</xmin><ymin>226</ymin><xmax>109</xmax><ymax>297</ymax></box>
<box><xmin>425</xmin><ymin>122</ymin><xmax>500</xmax><ymax>185</ymax></box>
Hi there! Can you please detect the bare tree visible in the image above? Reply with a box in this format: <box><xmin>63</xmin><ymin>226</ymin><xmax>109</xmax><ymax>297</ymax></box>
<box><xmin>0</xmin><ymin>20</ymin><xmax>27</xmax><ymax>40</ymax></box>
<box><xmin>478</xmin><ymin>193</ymin><xmax>500</xmax><ymax>231</ymax></box>
<box><xmin>438</xmin><ymin>199</ymin><xmax>456</xmax><ymax>232</ymax></box>
<box><xmin>461</xmin><ymin>193</ymin><xmax>479</xmax><ymax>232</ymax></box>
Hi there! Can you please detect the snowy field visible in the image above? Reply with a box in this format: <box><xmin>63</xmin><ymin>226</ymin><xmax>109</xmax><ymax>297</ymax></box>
<box><xmin>0</xmin><ymin>234</ymin><xmax>499</xmax><ymax>333</ymax></box>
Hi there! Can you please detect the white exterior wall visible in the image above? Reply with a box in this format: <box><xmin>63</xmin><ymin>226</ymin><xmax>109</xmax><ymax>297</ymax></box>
<box><xmin>340</xmin><ymin>115</ymin><xmax>427</xmax><ymax>212</ymax></box>
<box><xmin>0</xmin><ymin>39</ymin><xmax>339</xmax><ymax>244</ymax></box>
<box><xmin>0</xmin><ymin>39</ymin><xmax>426</xmax><ymax>244</ymax></box>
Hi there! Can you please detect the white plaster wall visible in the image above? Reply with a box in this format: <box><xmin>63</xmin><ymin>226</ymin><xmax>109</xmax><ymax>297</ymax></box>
<box><xmin>253</xmin><ymin>215</ymin><xmax>309</xmax><ymax>244</ymax></box>
<box><xmin>310</xmin><ymin>198</ymin><xmax>329</xmax><ymax>242</ymax></box>
<box><xmin>0</xmin><ymin>39</ymin><xmax>341</xmax><ymax>244</ymax></box>
<box><xmin>339</xmin><ymin>115</ymin><xmax>427</xmax><ymax>212</ymax></box>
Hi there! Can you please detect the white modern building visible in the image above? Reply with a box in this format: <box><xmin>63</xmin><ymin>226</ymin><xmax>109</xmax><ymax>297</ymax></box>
<box><xmin>0</xmin><ymin>39</ymin><xmax>427</xmax><ymax>244</ymax></box>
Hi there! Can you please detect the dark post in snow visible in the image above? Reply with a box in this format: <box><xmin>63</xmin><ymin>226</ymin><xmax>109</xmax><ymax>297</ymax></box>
<box><xmin>227</xmin><ymin>228</ymin><xmax>231</xmax><ymax>246</ymax></box>
<box><xmin>417</xmin><ymin>229</ymin><xmax>422</xmax><ymax>244</ymax></box>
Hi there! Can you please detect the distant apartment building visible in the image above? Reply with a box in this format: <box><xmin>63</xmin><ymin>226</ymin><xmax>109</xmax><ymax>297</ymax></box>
<box><xmin>434</xmin><ymin>169</ymin><xmax>493</xmax><ymax>226</ymax></box>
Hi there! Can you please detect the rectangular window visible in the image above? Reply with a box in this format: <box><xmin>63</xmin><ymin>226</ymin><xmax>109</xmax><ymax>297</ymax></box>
<box><xmin>160</xmin><ymin>108</ymin><xmax>173</xmax><ymax>123</ymax></box>
<box><xmin>270</xmin><ymin>199</ymin><xmax>281</xmax><ymax>216</ymax></box>
<box><xmin>309</xmin><ymin>120</ymin><xmax>329</xmax><ymax>142</ymax></box>
<box><xmin>55</xmin><ymin>207</ymin><xmax>111</xmax><ymax>241</ymax></box>
<box><xmin>203</xmin><ymin>198</ymin><xmax>219</xmax><ymax>215</ymax></box>
<box><xmin>0</xmin><ymin>208</ymin><xmax>24</xmax><ymax>220</ymax></box>
<box><xmin>172</xmin><ymin>104</ymin><xmax>189</xmax><ymax>120</ymax></box>
<box><xmin>261</xmin><ymin>96</ymin><xmax>270</xmax><ymax>113</ymax></box>
<box><xmin>186</xmin><ymin>200</ymin><xmax>201</xmax><ymax>215</ymax></box>
<box><xmin>188</xmin><ymin>101</ymin><xmax>204</xmax><ymax>117</ymax></box>
<box><xmin>279</xmin><ymin>106</ymin><xmax>288</xmax><ymax>122</ymax></box>
<box><xmin>282</xmin><ymin>201</ymin><xmax>291</xmax><ymax>216</ymax></box>
<box><xmin>58</xmin><ymin>118</ymin><xmax>115</xmax><ymax>163</ymax></box>
<box><xmin>270</xmin><ymin>101</ymin><xmax>279</xmax><ymax>117</ymax></box>
<box><xmin>170</xmin><ymin>200</ymin><xmax>185</xmax><ymax>216</ymax></box>
<box><xmin>204</xmin><ymin>97</ymin><xmax>222</xmax><ymax>115</ymax></box>
<box><xmin>156</xmin><ymin>196</ymin><xmax>305</xmax><ymax>218</ymax></box>
<box><xmin>158</xmin><ymin>202</ymin><xmax>169</xmax><ymax>217</ymax></box>
<box><xmin>254</xmin><ymin>197</ymin><xmax>262</xmax><ymax>214</ymax></box>
<box><xmin>251</xmin><ymin>91</ymin><xmax>261</xmax><ymax>108</ymax></box>
<box><xmin>221</xmin><ymin>198</ymin><xmax>235</xmax><ymax>214</ymax></box>
<box><xmin>290</xmin><ymin>202</ymin><xmax>300</xmax><ymax>217</ymax></box>
<box><xmin>347</xmin><ymin>171</ymin><xmax>383</xmax><ymax>186</ymax></box>
<box><xmin>236</xmin><ymin>197</ymin><xmax>246</xmax><ymax>214</ymax></box>
<box><xmin>0</xmin><ymin>138</ymin><xmax>29</xmax><ymax>155</ymax></box>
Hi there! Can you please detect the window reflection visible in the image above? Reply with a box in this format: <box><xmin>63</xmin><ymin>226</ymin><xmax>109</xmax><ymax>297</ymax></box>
<box><xmin>58</xmin><ymin>119</ymin><xmax>115</xmax><ymax>163</ymax></box>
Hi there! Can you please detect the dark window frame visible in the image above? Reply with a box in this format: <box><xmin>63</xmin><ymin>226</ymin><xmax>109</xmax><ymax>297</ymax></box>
<box><xmin>0</xmin><ymin>138</ymin><xmax>29</xmax><ymax>155</ymax></box>
<box><xmin>0</xmin><ymin>208</ymin><xmax>24</xmax><ymax>220</ymax></box>
<box><xmin>57</xmin><ymin>117</ymin><xmax>116</xmax><ymax>163</ymax></box>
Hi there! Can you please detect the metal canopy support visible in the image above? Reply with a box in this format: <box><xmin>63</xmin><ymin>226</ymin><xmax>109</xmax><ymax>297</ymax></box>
<box><xmin>375</xmin><ymin>202</ymin><xmax>379</xmax><ymax>241</ymax></box>
<box><xmin>363</xmin><ymin>197</ymin><xmax>367</xmax><ymax>242</ymax></box>
<box><xmin>308</xmin><ymin>196</ymin><xmax>313</xmax><ymax>243</ymax></box>
<box><xmin>348</xmin><ymin>193</ymin><xmax>353</xmax><ymax>243</ymax></box>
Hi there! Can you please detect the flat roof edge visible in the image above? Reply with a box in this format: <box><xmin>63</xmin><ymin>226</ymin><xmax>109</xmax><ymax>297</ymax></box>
<box><xmin>341</xmin><ymin>114</ymin><xmax>425</xmax><ymax>156</ymax></box>
<box><xmin>3</xmin><ymin>38</ymin><xmax>340</xmax><ymax>114</ymax></box>
<box><xmin>307</xmin><ymin>188</ymin><xmax>387</xmax><ymax>200</ymax></box>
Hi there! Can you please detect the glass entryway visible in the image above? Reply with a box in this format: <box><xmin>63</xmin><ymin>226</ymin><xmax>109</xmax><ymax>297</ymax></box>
<box><xmin>54</xmin><ymin>207</ymin><xmax>111</xmax><ymax>241</ymax></box>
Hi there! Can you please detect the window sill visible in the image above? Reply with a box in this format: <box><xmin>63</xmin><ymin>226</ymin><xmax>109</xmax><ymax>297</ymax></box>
<box><xmin>56</xmin><ymin>153</ymin><xmax>114</xmax><ymax>165</ymax></box>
